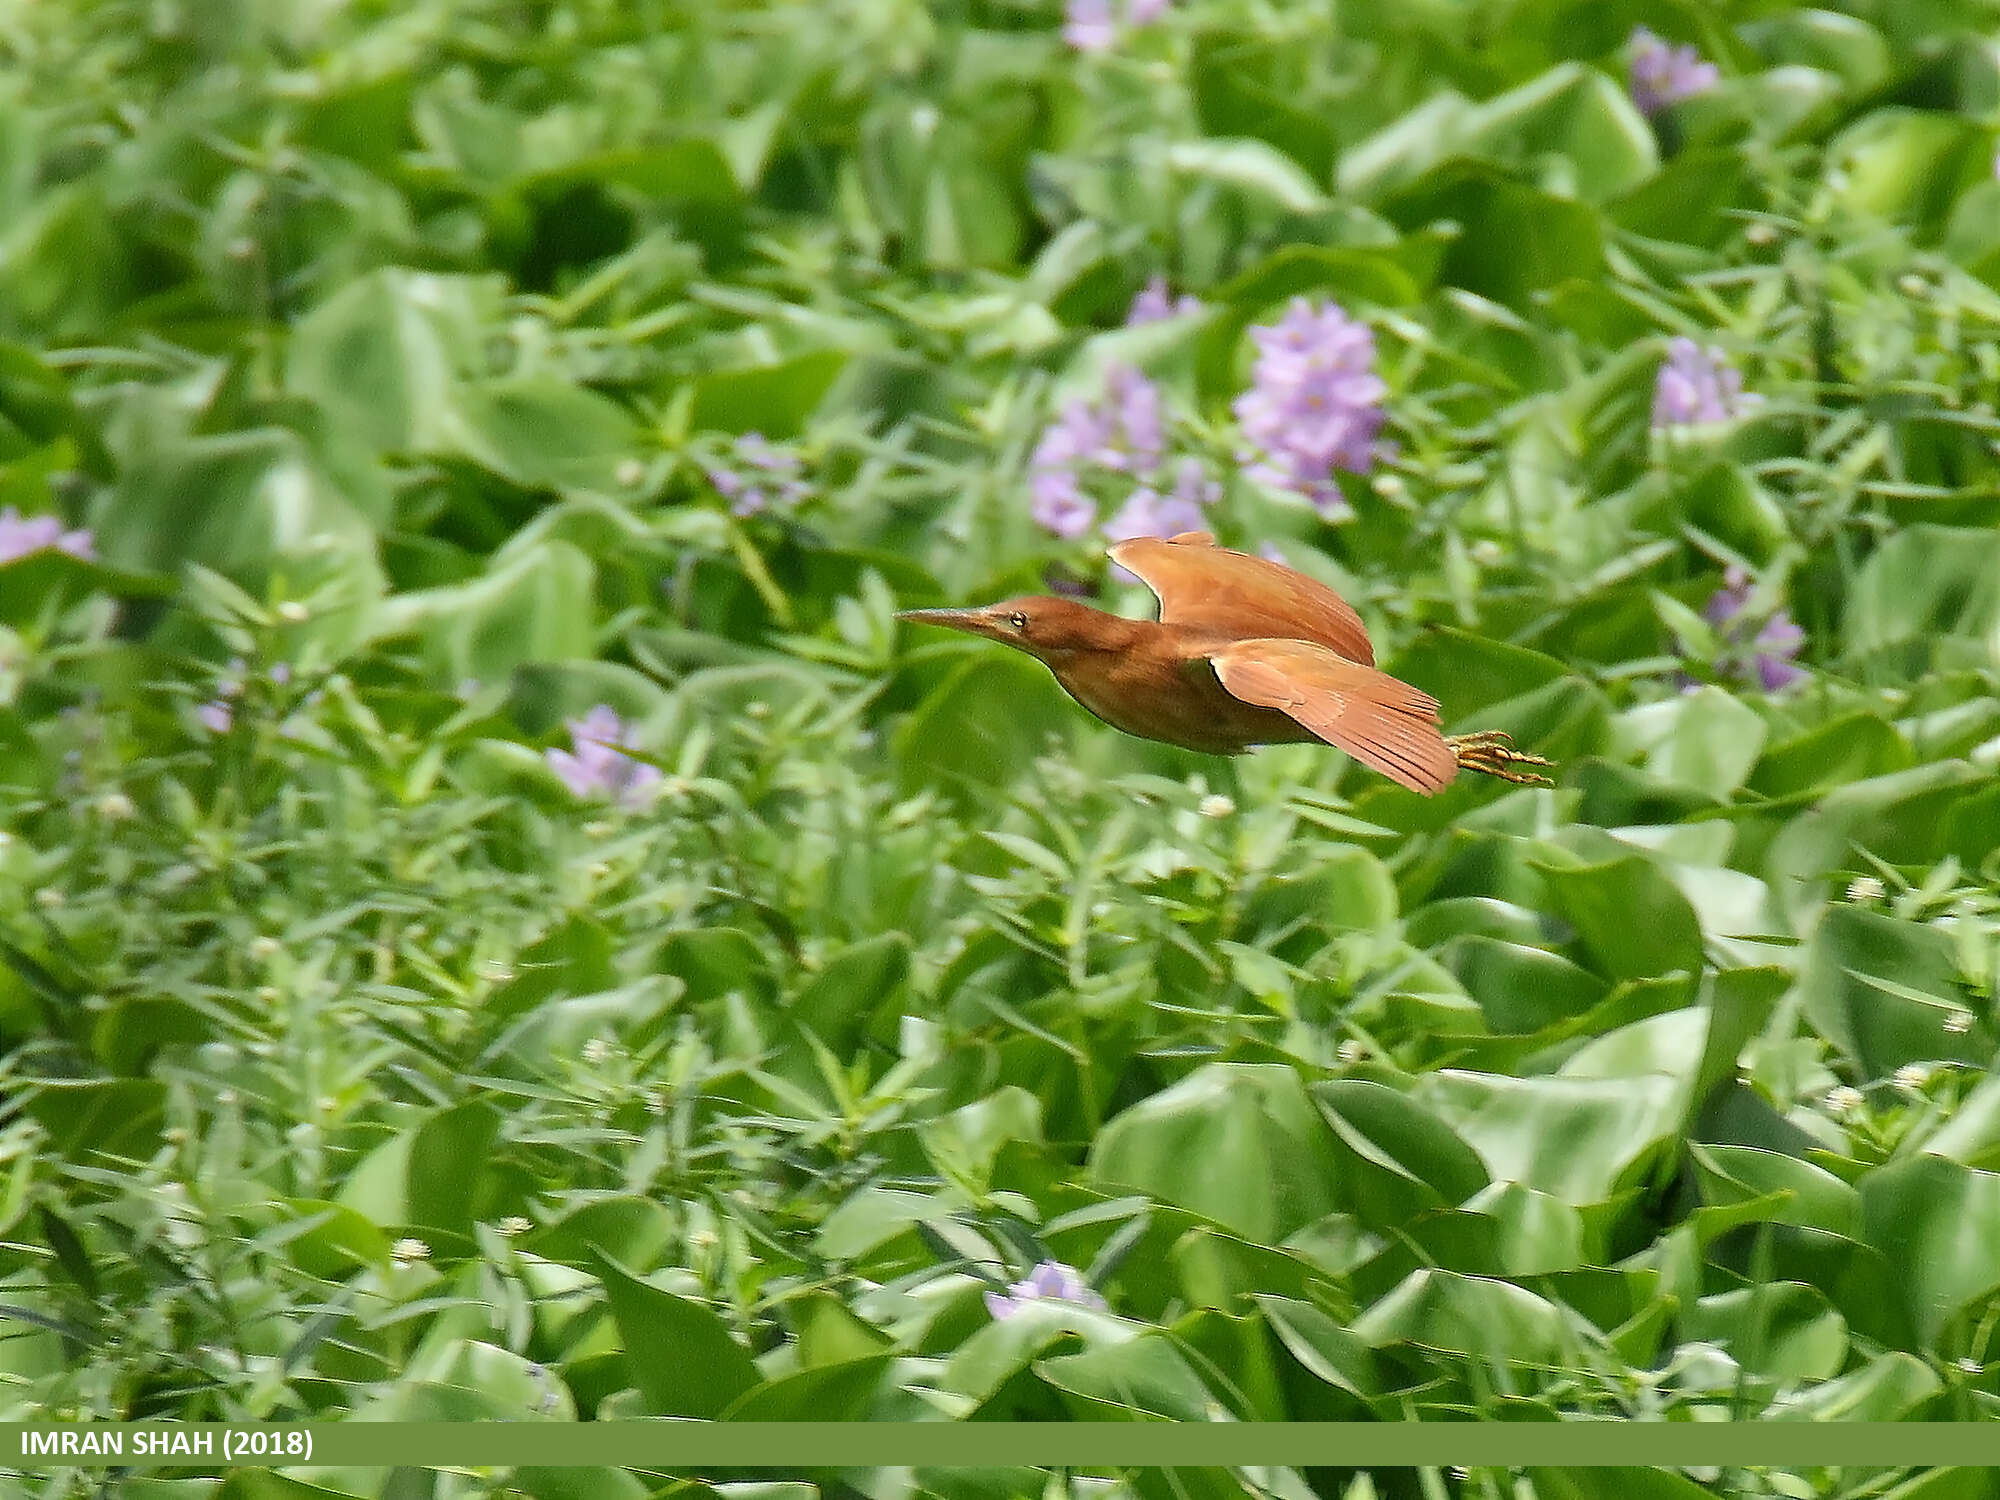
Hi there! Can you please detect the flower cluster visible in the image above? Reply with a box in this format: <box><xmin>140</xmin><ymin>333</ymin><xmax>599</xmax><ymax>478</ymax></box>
<box><xmin>1063</xmin><ymin>0</ymin><xmax>1169</xmax><ymax>52</ymax></box>
<box><xmin>703</xmin><ymin>433</ymin><xmax>809</xmax><ymax>518</ymax></box>
<box><xmin>546</xmin><ymin>705</ymin><xmax>661</xmax><ymax>808</ymax></box>
<box><xmin>1628</xmin><ymin>27</ymin><xmax>1719</xmax><ymax>117</ymax></box>
<box><xmin>1029</xmin><ymin>364</ymin><xmax>1220</xmax><ymax>549</ymax></box>
<box><xmin>1126</xmin><ymin>275</ymin><xmax>1201</xmax><ymax>326</ymax></box>
<box><xmin>0</xmin><ymin>507</ymin><xmax>94</xmax><ymax>566</ymax></box>
<box><xmin>1652</xmin><ymin>338</ymin><xmax>1756</xmax><ymax>429</ymax></box>
<box><xmin>1232</xmin><ymin>298</ymin><xmax>1388</xmax><ymax>518</ymax></box>
<box><xmin>1702</xmin><ymin>567</ymin><xmax>1805</xmax><ymax>692</ymax></box>
<box><xmin>984</xmin><ymin>1260</ymin><xmax>1108</xmax><ymax>1321</ymax></box>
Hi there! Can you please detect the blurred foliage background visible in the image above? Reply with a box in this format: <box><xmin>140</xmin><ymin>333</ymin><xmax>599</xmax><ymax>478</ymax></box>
<box><xmin>5</xmin><ymin>0</ymin><xmax>2000</xmax><ymax>1497</ymax></box>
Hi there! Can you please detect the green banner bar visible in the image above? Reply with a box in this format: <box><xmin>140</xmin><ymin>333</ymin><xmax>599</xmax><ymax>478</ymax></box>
<box><xmin>8</xmin><ymin>1423</ymin><xmax>2000</xmax><ymax>1470</ymax></box>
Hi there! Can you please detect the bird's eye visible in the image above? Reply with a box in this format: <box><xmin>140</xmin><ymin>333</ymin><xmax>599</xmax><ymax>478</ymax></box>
<box><xmin>1008</xmin><ymin>611</ymin><xmax>1029</xmax><ymax>630</ymax></box>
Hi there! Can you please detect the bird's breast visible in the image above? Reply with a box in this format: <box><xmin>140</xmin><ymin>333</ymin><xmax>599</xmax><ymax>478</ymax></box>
<box><xmin>1048</xmin><ymin>650</ymin><xmax>1314</xmax><ymax>754</ymax></box>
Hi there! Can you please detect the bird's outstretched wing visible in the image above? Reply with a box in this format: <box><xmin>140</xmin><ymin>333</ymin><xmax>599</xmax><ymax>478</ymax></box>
<box><xmin>1208</xmin><ymin>637</ymin><xmax>1457</xmax><ymax>794</ymax></box>
<box><xmin>1109</xmin><ymin>532</ymin><xmax>1375</xmax><ymax>665</ymax></box>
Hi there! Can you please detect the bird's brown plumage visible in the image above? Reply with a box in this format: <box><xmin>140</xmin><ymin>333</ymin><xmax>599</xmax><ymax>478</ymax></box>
<box><xmin>1208</xmin><ymin>638</ymin><xmax>1458</xmax><ymax>794</ymax></box>
<box><xmin>897</xmin><ymin>532</ymin><xmax>1554</xmax><ymax>796</ymax></box>
<box><xmin>1110</xmin><ymin>532</ymin><xmax>1376</xmax><ymax>666</ymax></box>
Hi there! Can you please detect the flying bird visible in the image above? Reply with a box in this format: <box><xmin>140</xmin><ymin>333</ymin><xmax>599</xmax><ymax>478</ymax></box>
<box><xmin>898</xmin><ymin>531</ymin><xmax>1553</xmax><ymax>796</ymax></box>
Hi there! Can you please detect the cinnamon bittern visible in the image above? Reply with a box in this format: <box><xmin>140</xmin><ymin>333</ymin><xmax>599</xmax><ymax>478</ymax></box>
<box><xmin>897</xmin><ymin>531</ymin><xmax>1554</xmax><ymax>796</ymax></box>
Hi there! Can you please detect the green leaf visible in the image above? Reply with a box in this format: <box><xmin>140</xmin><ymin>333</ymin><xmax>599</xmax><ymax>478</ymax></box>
<box><xmin>1766</xmin><ymin>1351</ymin><xmax>1942</xmax><ymax>1423</ymax></box>
<box><xmin>1534</xmin><ymin>855</ymin><xmax>1706</xmax><ymax>982</ymax></box>
<box><xmin>1826</xmin><ymin>109</ymin><xmax>1993</xmax><ymax>239</ymax></box>
<box><xmin>721</xmin><ymin>1354</ymin><xmax>893</xmax><ymax>1421</ymax></box>
<box><xmin>374</xmin><ymin>539</ymin><xmax>595</xmax><ymax>684</ymax></box>
<box><xmin>407</xmin><ymin>1099</ymin><xmax>502</xmax><ymax>1240</ymax></box>
<box><xmin>1644</xmin><ymin>686</ymin><xmax>1767</xmax><ymax>799</ymax></box>
<box><xmin>1691</xmin><ymin>1144</ymin><xmax>1859</xmax><ymax>1235</ymax></box>
<box><xmin>790</xmin><ymin>932</ymin><xmax>908</xmax><ymax>1052</ymax></box>
<box><xmin>1386</xmin><ymin>627</ymin><xmax>1568</xmax><ymax>725</ymax></box>
<box><xmin>1860</xmin><ymin>1156</ymin><xmax>2000</xmax><ymax>1349</ymax></box>
<box><xmin>1683</xmin><ymin>1281</ymin><xmax>1847</xmax><ymax>1383</ymax></box>
<box><xmin>684</xmin><ymin>350</ymin><xmax>850</xmax><ymax>440</ymax></box>
<box><xmin>593</xmin><ymin>1252</ymin><xmax>760</xmax><ymax>1417</ymax></box>
<box><xmin>1749</xmin><ymin>712</ymin><xmax>1914</xmax><ymax>800</ymax></box>
<box><xmin>285</xmin><ymin>268</ymin><xmax>498</xmax><ymax>456</ymax></box>
<box><xmin>1439</xmin><ymin>936</ymin><xmax>1608</xmax><ymax>1033</ymax></box>
<box><xmin>1090</xmin><ymin>1064</ymin><xmax>1341</xmax><ymax>1242</ymax></box>
<box><xmin>446</xmin><ymin>379</ymin><xmax>641</xmax><ymax>493</ymax></box>
<box><xmin>1848</xmin><ymin>524</ymin><xmax>2000</xmax><ymax>664</ymax></box>
<box><xmin>1350</xmin><ymin>1267</ymin><xmax>1567</xmax><ymax>1367</ymax></box>
<box><xmin>1312</xmin><ymin>1079</ymin><xmax>1490</xmax><ymax>1225</ymax></box>
<box><xmin>1164</xmin><ymin>139</ymin><xmax>1328</xmax><ymax>215</ymax></box>
<box><xmin>1035</xmin><ymin>1332</ymin><xmax>1217</xmax><ymax>1421</ymax></box>
<box><xmin>1800</xmin><ymin>905</ymin><xmax>1978</xmax><ymax>1081</ymax></box>
<box><xmin>1381</xmin><ymin>163</ymin><xmax>1604</xmax><ymax>308</ymax></box>
<box><xmin>1421</xmin><ymin>1070</ymin><xmax>1685</xmax><ymax>1206</ymax></box>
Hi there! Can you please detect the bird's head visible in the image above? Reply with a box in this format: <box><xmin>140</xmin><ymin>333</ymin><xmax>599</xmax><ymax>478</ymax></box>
<box><xmin>897</xmin><ymin>595</ymin><xmax>1120</xmax><ymax>662</ymax></box>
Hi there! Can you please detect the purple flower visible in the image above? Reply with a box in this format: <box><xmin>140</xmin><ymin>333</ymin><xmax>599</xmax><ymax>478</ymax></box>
<box><xmin>1064</xmin><ymin>0</ymin><xmax>1168</xmax><ymax>49</ymax></box>
<box><xmin>984</xmin><ymin>1260</ymin><xmax>1108</xmax><ymax>1321</ymax></box>
<box><xmin>546</xmin><ymin>705</ymin><xmax>662</xmax><ymax>808</ymax></box>
<box><xmin>1653</xmin><ymin>338</ymin><xmax>1755</xmax><ymax>430</ymax></box>
<box><xmin>1062</xmin><ymin>0</ymin><xmax>1117</xmax><ymax>49</ymax></box>
<box><xmin>1628</xmin><ymin>27</ymin><xmax>1719</xmax><ymax>118</ymax></box>
<box><xmin>1232</xmin><ymin>298</ymin><xmax>1387</xmax><ymax>517</ymax></box>
<box><xmin>1170</xmin><ymin>456</ymin><xmax>1220</xmax><ymax>510</ymax></box>
<box><xmin>1702</xmin><ymin>567</ymin><xmax>1806</xmax><ymax>692</ymax></box>
<box><xmin>1032</xmin><ymin>468</ymin><xmax>1097</xmax><ymax>539</ymax></box>
<box><xmin>1127</xmin><ymin>275</ymin><xmax>1202</xmax><ymax>326</ymax></box>
<box><xmin>1028</xmin><ymin>365</ymin><xmax>1172</xmax><ymax>538</ymax></box>
<box><xmin>705</xmin><ymin>433</ymin><xmax>809</xmax><ymax>518</ymax></box>
<box><xmin>197</xmin><ymin>700</ymin><xmax>233</xmax><ymax>734</ymax></box>
<box><xmin>1104</xmin><ymin>486</ymin><xmax>1206</xmax><ymax>546</ymax></box>
<box><xmin>0</xmin><ymin>507</ymin><xmax>94</xmax><ymax>565</ymax></box>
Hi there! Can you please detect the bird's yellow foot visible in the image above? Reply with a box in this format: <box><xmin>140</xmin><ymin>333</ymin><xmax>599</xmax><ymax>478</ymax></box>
<box><xmin>1446</xmin><ymin>730</ymin><xmax>1556</xmax><ymax>787</ymax></box>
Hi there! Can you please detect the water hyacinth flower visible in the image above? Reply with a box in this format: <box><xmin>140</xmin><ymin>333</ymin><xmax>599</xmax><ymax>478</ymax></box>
<box><xmin>1126</xmin><ymin>275</ymin><xmax>1201</xmax><ymax>326</ymax></box>
<box><xmin>984</xmin><ymin>1260</ymin><xmax>1108</xmax><ymax>1320</ymax></box>
<box><xmin>547</xmin><ymin>705</ymin><xmax>662</xmax><ymax>808</ymax></box>
<box><xmin>1627</xmin><ymin>27</ymin><xmax>1719</xmax><ymax>117</ymax></box>
<box><xmin>0</xmin><ymin>507</ymin><xmax>94</xmax><ymax>565</ymax></box>
<box><xmin>1232</xmin><ymin>298</ymin><xmax>1388</xmax><ymax>518</ymax></box>
<box><xmin>1030</xmin><ymin>363</ymin><xmax>1192</xmax><ymax>540</ymax></box>
<box><xmin>1103</xmin><ymin>484</ymin><xmax>1205</xmax><ymax>551</ymax></box>
<box><xmin>704</xmin><ymin>431</ymin><xmax>810</xmax><ymax>518</ymax></box>
<box><xmin>1652</xmin><ymin>338</ymin><xmax>1756</xmax><ymax>430</ymax></box>
<box><xmin>1704</xmin><ymin>566</ymin><xmax>1806</xmax><ymax>692</ymax></box>
<box><xmin>1063</xmin><ymin>0</ymin><xmax>1169</xmax><ymax>52</ymax></box>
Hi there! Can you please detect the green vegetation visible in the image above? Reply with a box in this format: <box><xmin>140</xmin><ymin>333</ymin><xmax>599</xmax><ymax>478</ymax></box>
<box><xmin>5</xmin><ymin>0</ymin><xmax>2000</xmax><ymax>1495</ymax></box>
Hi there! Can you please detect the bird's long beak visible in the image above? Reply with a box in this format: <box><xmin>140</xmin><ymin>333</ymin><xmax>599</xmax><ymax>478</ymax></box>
<box><xmin>896</xmin><ymin>606</ymin><xmax>1009</xmax><ymax>641</ymax></box>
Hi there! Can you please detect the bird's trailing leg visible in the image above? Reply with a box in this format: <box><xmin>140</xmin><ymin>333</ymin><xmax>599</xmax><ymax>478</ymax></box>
<box><xmin>1446</xmin><ymin>729</ymin><xmax>1556</xmax><ymax>787</ymax></box>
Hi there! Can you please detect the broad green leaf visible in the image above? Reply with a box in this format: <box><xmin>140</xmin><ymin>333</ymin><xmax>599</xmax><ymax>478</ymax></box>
<box><xmin>684</xmin><ymin>350</ymin><xmax>851</xmax><ymax>440</ymax></box>
<box><xmin>594</xmin><ymin>1253</ymin><xmax>760</xmax><ymax>1417</ymax></box>
<box><xmin>1312</xmin><ymin>1079</ymin><xmax>1490</xmax><ymax>1225</ymax></box>
<box><xmin>1534</xmin><ymin>855</ymin><xmax>1706</xmax><ymax>982</ymax></box>
<box><xmin>373</xmin><ymin>539</ymin><xmax>595</xmax><ymax>684</ymax></box>
<box><xmin>1421</xmin><ymin>1070</ymin><xmax>1684</xmax><ymax>1206</ymax></box>
<box><xmin>1090</xmin><ymin>1064</ymin><xmax>1342</xmax><ymax>1242</ymax></box>
<box><xmin>720</xmin><ymin>1355</ymin><xmax>893</xmax><ymax>1422</ymax></box>
<box><xmin>446</xmin><ymin>379</ymin><xmax>641</xmax><ymax>493</ymax></box>
<box><xmin>1860</xmin><ymin>1156</ymin><xmax>2000</xmax><ymax>1350</ymax></box>
<box><xmin>1350</xmin><ymin>1267</ymin><xmax>1568</xmax><ymax>1367</ymax></box>
<box><xmin>1036</xmin><ymin>1332</ymin><xmax>1218</xmax><ymax>1421</ymax></box>
<box><xmin>1800</xmin><ymin>905</ymin><xmax>1979</xmax><ymax>1081</ymax></box>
